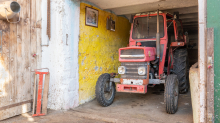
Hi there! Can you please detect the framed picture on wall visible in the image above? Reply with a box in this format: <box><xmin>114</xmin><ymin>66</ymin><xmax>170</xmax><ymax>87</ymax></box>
<box><xmin>106</xmin><ymin>17</ymin><xmax>115</xmax><ymax>31</ymax></box>
<box><xmin>85</xmin><ymin>7</ymin><xmax>98</xmax><ymax>27</ymax></box>
<box><xmin>110</xmin><ymin>20</ymin><xmax>115</xmax><ymax>31</ymax></box>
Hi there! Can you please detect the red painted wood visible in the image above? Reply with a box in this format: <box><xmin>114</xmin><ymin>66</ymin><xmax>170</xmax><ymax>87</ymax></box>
<box><xmin>32</xmin><ymin>70</ymin><xmax>49</xmax><ymax>117</ymax></box>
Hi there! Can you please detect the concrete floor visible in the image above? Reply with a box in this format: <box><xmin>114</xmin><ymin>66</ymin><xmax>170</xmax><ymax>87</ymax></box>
<box><xmin>2</xmin><ymin>85</ymin><xmax>193</xmax><ymax>123</ymax></box>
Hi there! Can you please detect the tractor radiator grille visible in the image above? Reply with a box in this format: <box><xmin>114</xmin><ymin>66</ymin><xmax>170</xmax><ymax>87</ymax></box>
<box><xmin>120</xmin><ymin>49</ymin><xmax>144</xmax><ymax>59</ymax></box>
<box><xmin>121</xmin><ymin>62</ymin><xmax>148</xmax><ymax>79</ymax></box>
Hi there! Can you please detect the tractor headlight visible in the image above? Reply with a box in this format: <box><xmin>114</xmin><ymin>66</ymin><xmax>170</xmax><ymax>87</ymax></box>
<box><xmin>138</xmin><ymin>67</ymin><xmax>146</xmax><ymax>75</ymax></box>
<box><xmin>118</xmin><ymin>66</ymin><xmax>126</xmax><ymax>74</ymax></box>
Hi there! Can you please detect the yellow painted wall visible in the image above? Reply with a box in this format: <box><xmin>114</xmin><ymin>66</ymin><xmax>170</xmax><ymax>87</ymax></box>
<box><xmin>79</xmin><ymin>2</ymin><xmax>131</xmax><ymax>104</ymax></box>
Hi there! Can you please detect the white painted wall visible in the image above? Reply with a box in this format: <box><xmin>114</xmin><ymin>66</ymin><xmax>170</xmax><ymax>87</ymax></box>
<box><xmin>41</xmin><ymin>0</ymin><xmax>80</xmax><ymax>110</ymax></box>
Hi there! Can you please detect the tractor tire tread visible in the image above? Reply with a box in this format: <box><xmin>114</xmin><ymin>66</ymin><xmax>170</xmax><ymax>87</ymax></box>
<box><xmin>95</xmin><ymin>73</ymin><xmax>116</xmax><ymax>107</ymax></box>
<box><xmin>165</xmin><ymin>74</ymin><xmax>179</xmax><ymax>114</ymax></box>
<box><xmin>173</xmin><ymin>48</ymin><xmax>189</xmax><ymax>94</ymax></box>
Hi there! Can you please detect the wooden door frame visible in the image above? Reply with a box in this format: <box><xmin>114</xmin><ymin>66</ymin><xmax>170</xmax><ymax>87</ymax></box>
<box><xmin>198</xmin><ymin>0</ymin><xmax>214</xmax><ymax>122</ymax></box>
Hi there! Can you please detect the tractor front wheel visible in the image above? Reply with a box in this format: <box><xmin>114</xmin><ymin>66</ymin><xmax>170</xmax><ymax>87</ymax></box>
<box><xmin>95</xmin><ymin>73</ymin><xmax>116</xmax><ymax>107</ymax></box>
<box><xmin>164</xmin><ymin>74</ymin><xmax>179</xmax><ymax>114</ymax></box>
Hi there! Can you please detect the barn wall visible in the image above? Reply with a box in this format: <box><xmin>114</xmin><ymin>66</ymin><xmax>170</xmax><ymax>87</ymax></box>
<box><xmin>207</xmin><ymin>0</ymin><xmax>220</xmax><ymax>122</ymax></box>
<box><xmin>0</xmin><ymin>0</ymin><xmax>42</xmax><ymax>120</ymax></box>
<box><xmin>78</xmin><ymin>2</ymin><xmax>131</xmax><ymax>104</ymax></box>
<box><xmin>41</xmin><ymin>0</ymin><xmax>80</xmax><ymax>110</ymax></box>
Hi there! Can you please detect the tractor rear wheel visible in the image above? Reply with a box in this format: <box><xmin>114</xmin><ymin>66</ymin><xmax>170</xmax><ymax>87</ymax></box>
<box><xmin>164</xmin><ymin>74</ymin><xmax>179</xmax><ymax>114</ymax></box>
<box><xmin>95</xmin><ymin>73</ymin><xmax>116</xmax><ymax>107</ymax></box>
<box><xmin>173</xmin><ymin>48</ymin><xmax>189</xmax><ymax>94</ymax></box>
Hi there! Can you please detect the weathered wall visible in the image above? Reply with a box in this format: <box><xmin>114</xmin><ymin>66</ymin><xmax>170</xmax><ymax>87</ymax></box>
<box><xmin>189</xmin><ymin>63</ymin><xmax>199</xmax><ymax>123</ymax></box>
<box><xmin>41</xmin><ymin>0</ymin><xmax>80</xmax><ymax>110</ymax></box>
<box><xmin>78</xmin><ymin>2</ymin><xmax>130</xmax><ymax>104</ymax></box>
<box><xmin>207</xmin><ymin>1</ymin><xmax>220</xmax><ymax>122</ymax></box>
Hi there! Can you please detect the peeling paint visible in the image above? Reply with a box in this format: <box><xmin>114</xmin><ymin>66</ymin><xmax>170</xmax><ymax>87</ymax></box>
<box><xmin>78</xmin><ymin>3</ymin><xmax>130</xmax><ymax>104</ymax></box>
<box><xmin>81</xmin><ymin>56</ymin><xmax>86</xmax><ymax>65</ymax></box>
<box><xmin>41</xmin><ymin>0</ymin><xmax>80</xmax><ymax>110</ymax></box>
<box><xmin>94</xmin><ymin>66</ymin><xmax>99</xmax><ymax>71</ymax></box>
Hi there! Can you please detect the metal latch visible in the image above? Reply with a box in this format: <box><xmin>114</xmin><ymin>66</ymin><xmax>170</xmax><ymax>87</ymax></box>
<box><xmin>208</xmin><ymin>57</ymin><xmax>213</xmax><ymax>69</ymax></box>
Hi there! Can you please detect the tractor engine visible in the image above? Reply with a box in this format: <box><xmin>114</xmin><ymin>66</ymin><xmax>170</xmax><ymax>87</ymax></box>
<box><xmin>118</xmin><ymin>47</ymin><xmax>156</xmax><ymax>83</ymax></box>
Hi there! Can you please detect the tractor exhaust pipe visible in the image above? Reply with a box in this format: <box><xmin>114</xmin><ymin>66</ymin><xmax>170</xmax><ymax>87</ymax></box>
<box><xmin>0</xmin><ymin>1</ymin><xmax>21</xmax><ymax>22</ymax></box>
<box><xmin>156</xmin><ymin>9</ymin><xmax>160</xmax><ymax>60</ymax></box>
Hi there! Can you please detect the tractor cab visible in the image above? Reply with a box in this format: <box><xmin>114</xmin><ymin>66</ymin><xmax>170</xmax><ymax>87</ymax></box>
<box><xmin>130</xmin><ymin>12</ymin><xmax>166</xmax><ymax>47</ymax></box>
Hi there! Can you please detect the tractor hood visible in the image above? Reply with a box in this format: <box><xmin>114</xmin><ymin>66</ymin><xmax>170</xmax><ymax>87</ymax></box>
<box><xmin>119</xmin><ymin>47</ymin><xmax>156</xmax><ymax>62</ymax></box>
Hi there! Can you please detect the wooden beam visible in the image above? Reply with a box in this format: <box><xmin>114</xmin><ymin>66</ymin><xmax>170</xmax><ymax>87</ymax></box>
<box><xmin>111</xmin><ymin>2</ymin><xmax>198</xmax><ymax>15</ymax></box>
<box><xmin>206</xmin><ymin>28</ymin><xmax>214</xmax><ymax>123</ymax></box>
<box><xmin>30</xmin><ymin>0</ymin><xmax>37</xmax><ymax>108</ymax></box>
<box><xmin>42</xmin><ymin>73</ymin><xmax>50</xmax><ymax>115</ymax></box>
<box><xmin>88</xmin><ymin>0</ymin><xmax>161</xmax><ymax>9</ymax></box>
<box><xmin>9</xmin><ymin>0</ymin><xmax>18</xmax><ymax>107</ymax></box>
<box><xmin>0</xmin><ymin>100</ymin><xmax>32</xmax><ymax>111</ymax></box>
<box><xmin>32</xmin><ymin>74</ymin><xmax>37</xmax><ymax>115</ymax></box>
<box><xmin>47</xmin><ymin>0</ymin><xmax>51</xmax><ymax>40</ymax></box>
<box><xmin>182</xmin><ymin>22</ymin><xmax>198</xmax><ymax>26</ymax></box>
<box><xmin>179</xmin><ymin>13</ymin><xmax>198</xmax><ymax>19</ymax></box>
<box><xmin>36</xmin><ymin>0</ymin><xmax>42</xmax><ymax>68</ymax></box>
<box><xmin>181</xmin><ymin>18</ymin><xmax>198</xmax><ymax>23</ymax></box>
<box><xmin>166</xmin><ymin>6</ymin><xmax>198</xmax><ymax>15</ymax></box>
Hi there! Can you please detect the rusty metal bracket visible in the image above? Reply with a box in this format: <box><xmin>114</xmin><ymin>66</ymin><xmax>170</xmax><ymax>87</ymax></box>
<box><xmin>47</xmin><ymin>0</ymin><xmax>51</xmax><ymax>40</ymax></box>
<box><xmin>4</xmin><ymin>8</ymin><xmax>20</xmax><ymax>23</ymax></box>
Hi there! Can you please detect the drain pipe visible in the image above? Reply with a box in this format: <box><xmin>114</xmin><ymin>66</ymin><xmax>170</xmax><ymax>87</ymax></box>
<box><xmin>156</xmin><ymin>9</ymin><xmax>160</xmax><ymax>62</ymax></box>
<box><xmin>0</xmin><ymin>1</ymin><xmax>21</xmax><ymax>23</ymax></box>
<box><xmin>152</xmin><ymin>10</ymin><xmax>160</xmax><ymax>65</ymax></box>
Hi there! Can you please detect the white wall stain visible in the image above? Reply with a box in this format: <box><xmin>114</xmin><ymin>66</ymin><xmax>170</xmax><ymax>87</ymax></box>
<box><xmin>41</xmin><ymin>0</ymin><xmax>80</xmax><ymax>110</ymax></box>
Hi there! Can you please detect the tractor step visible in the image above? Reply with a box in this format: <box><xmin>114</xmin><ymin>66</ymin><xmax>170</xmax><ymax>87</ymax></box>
<box><xmin>116</xmin><ymin>84</ymin><xmax>147</xmax><ymax>94</ymax></box>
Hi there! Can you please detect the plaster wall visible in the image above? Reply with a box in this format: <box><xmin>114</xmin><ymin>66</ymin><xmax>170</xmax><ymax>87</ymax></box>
<box><xmin>41</xmin><ymin>0</ymin><xmax>80</xmax><ymax>110</ymax></box>
<box><xmin>78</xmin><ymin>3</ymin><xmax>131</xmax><ymax>104</ymax></box>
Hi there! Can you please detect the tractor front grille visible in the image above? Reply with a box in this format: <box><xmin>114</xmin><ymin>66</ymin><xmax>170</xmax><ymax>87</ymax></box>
<box><xmin>121</xmin><ymin>62</ymin><xmax>148</xmax><ymax>79</ymax></box>
<box><xmin>120</xmin><ymin>49</ymin><xmax>144</xmax><ymax>59</ymax></box>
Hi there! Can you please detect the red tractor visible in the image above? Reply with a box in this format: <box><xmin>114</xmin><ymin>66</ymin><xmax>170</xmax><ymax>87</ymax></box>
<box><xmin>95</xmin><ymin>10</ymin><xmax>189</xmax><ymax>114</ymax></box>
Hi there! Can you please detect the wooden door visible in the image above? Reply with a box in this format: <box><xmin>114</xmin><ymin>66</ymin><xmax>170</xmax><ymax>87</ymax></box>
<box><xmin>0</xmin><ymin>0</ymin><xmax>42</xmax><ymax>120</ymax></box>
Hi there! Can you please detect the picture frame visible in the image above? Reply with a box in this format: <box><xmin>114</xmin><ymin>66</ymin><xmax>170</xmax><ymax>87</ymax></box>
<box><xmin>110</xmin><ymin>20</ymin><xmax>115</xmax><ymax>31</ymax></box>
<box><xmin>106</xmin><ymin>17</ymin><xmax>115</xmax><ymax>31</ymax></box>
<box><xmin>85</xmin><ymin>7</ymin><xmax>99</xmax><ymax>27</ymax></box>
